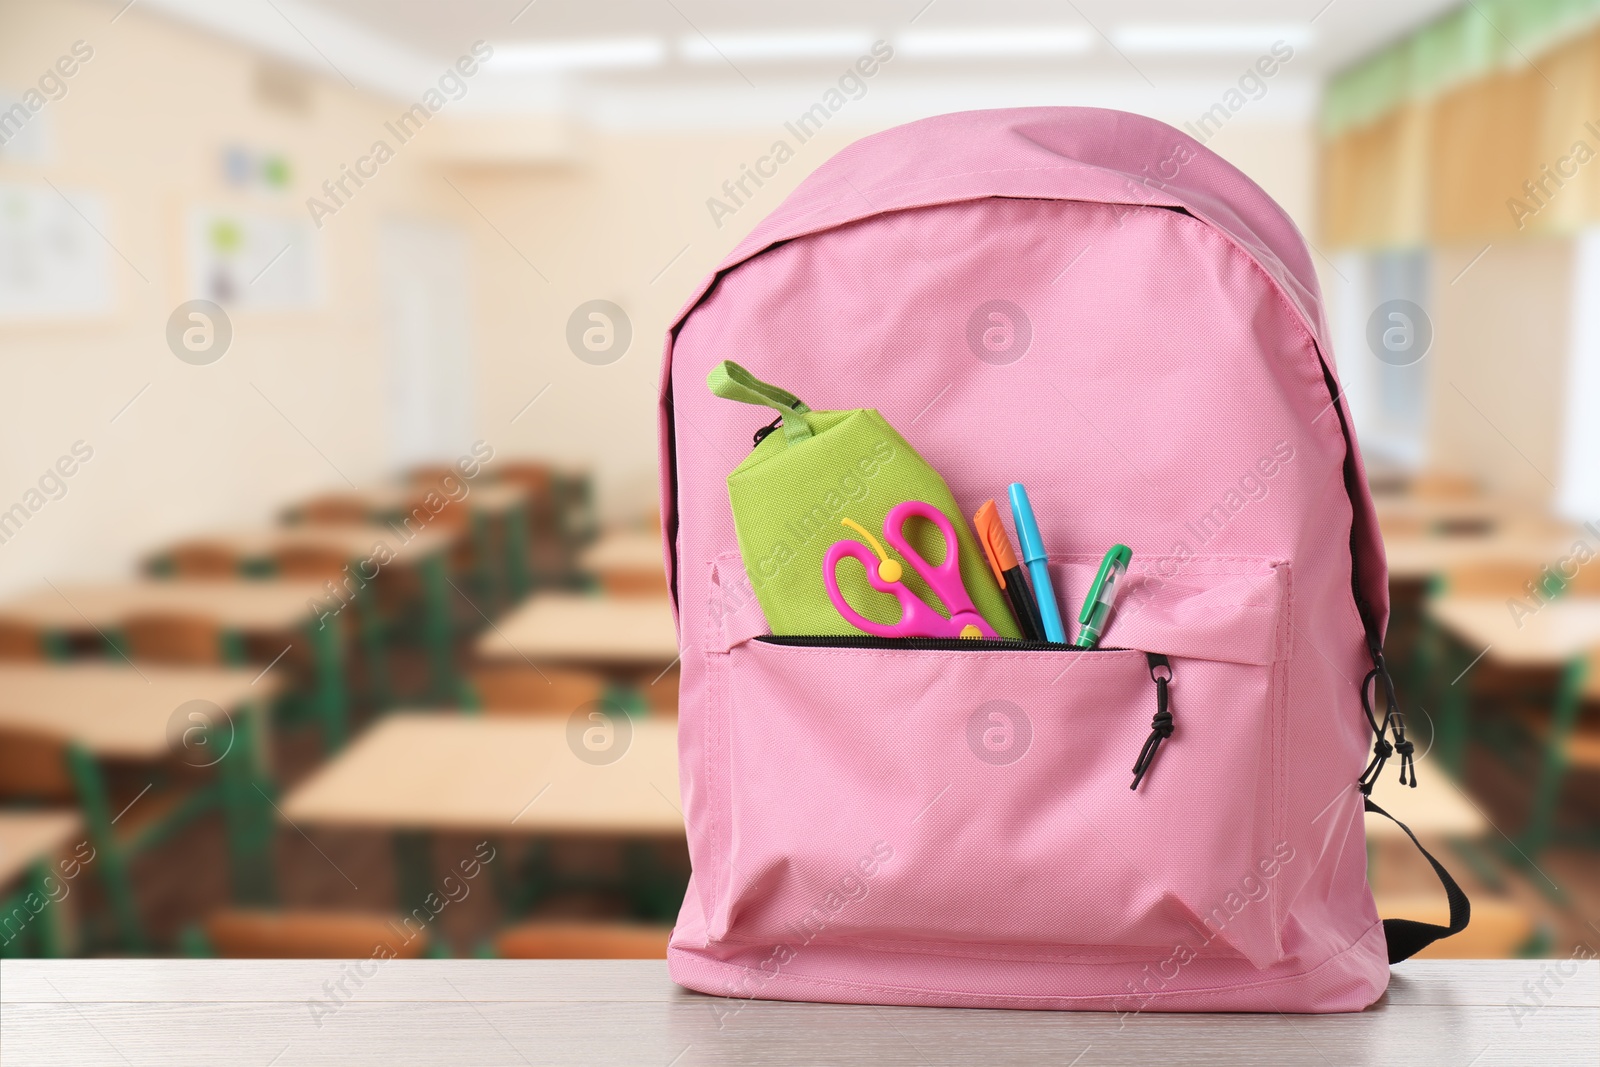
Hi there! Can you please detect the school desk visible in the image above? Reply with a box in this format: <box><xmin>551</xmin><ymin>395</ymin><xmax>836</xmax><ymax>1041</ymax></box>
<box><xmin>279</xmin><ymin>712</ymin><xmax>682</xmax><ymax>918</ymax></box>
<box><xmin>0</xmin><ymin>579</ymin><xmax>351</xmax><ymax>749</ymax></box>
<box><xmin>1365</xmin><ymin>764</ymin><xmax>1486</xmax><ymax>841</ymax></box>
<box><xmin>0</xmin><ymin>665</ymin><xmax>281</xmax><ymax>949</ymax></box>
<box><xmin>0</xmin><ymin>811</ymin><xmax>83</xmax><ymax>958</ymax></box>
<box><xmin>1380</xmin><ymin>531</ymin><xmax>1580</xmax><ymax>584</ymax></box>
<box><xmin>475</xmin><ymin>592</ymin><xmax>680</xmax><ymax>671</ymax></box>
<box><xmin>1372</xmin><ymin>494</ymin><xmax>1531</xmax><ymax>535</ymax></box>
<box><xmin>4</xmin><ymin>959</ymin><xmax>1593</xmax><ymax>1064</ymax></box>
<box><xmin>575</xmin><ymin>530</ymin><xmax>667</xmax><ymax>597</ymax></box>
<box><xmin>1427</xmin><ymin>595</ymin><xmax>1600</xmax><ymax>865</ymax></box>
<box><xmin>150</xmin><ymin>522</ymin><xmax>458</xmax><ymax>573</ymax></box>
<box><xmin>285</xmin><ymin>482</ymin><xmax>534</xmax><ymax>600</ymax></box>
<box><xmin>580</xmin><ymin>530</ymin><xmax>664</xmax><ymax>576</ymax></box>
<box><xmin>149</xmin><ymin>523</ymin><xmax>463</xmax><ymax>703</ymax></box>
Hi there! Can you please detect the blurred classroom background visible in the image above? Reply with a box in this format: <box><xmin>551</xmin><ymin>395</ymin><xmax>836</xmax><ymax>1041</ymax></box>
<box><xmin>2</xmin><ymin>0</ymin><xmax>1598</xmax><ymax>964</ymax></box>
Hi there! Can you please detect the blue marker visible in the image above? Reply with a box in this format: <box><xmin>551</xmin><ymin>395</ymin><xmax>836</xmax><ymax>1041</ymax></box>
<box><xmin>1008</xmin><ymin>482</ymin><xmax>1066</xmax><ymax>643</ymax></box>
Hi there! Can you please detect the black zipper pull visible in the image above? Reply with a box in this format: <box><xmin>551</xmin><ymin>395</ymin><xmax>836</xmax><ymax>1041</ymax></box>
<box><xmin>1131</xmin><ymin>653</ymin><xmax>1173</xmax><ymax>790</ymax></box>
<box><xmin>752</xmin><ymin>415</ymin><xmax>783</xmax><ymax>447</ymax></box>
<box><xmin>1358</xmin><ymin>651</ymin><xmax>1417</xmax><ymax>794</ymax></box>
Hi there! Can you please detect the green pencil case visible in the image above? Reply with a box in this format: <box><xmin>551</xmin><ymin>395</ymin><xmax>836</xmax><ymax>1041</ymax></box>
<box><xmin>706</xmin><ymin>361</ymin><xmax>1018</xmax><ymax>638</ymax></box>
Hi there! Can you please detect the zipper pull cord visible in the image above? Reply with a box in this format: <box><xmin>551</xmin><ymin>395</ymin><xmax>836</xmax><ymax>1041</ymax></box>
<box><xmin>1358</xmin><ymin>652</ymin><xmax>1416</xmax><ymax>794</ymax></box>
<box><xmin>752</xmin><ymin>414</ymin><xmax>783</xmax><ymax>447</ymax></box>
<box><xmin>1384</xmin><ymin>656</ymin><xmax>1417</xmax><ymax>786</ymax></box>
<box><xmin>1131</xmin><ymin>653</ymin><xmax>1173</xmax><ymax>790</ymax></box>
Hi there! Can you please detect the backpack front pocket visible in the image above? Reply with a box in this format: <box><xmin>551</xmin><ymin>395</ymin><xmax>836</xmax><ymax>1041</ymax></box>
<box><xmin>699</xmin><ymin>557</ymin><xmax>1293</xmax><ymax>969</ymax></box>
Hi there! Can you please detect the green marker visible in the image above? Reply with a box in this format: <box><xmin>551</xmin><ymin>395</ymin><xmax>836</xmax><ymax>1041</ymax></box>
<box><xmin>1075</xmin><ymin>544</ymin><xmax>1132</xmax><ymax>649</ymax></box>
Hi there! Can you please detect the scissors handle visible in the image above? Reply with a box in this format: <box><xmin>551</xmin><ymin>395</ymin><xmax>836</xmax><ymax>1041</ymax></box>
<box><xmin>823</xmin><ymin>502</ymin><xmax>997</xmax><ymax>640</ymax></box>
<box><xmin>883</xmin><ymin>501</ymin><xmax>996</xmax><ymax>638</ymax></box>
<box><xmin>823</xmin><ymin>539</ymin><xmax>958</xmax><ymax>638</ymax></box>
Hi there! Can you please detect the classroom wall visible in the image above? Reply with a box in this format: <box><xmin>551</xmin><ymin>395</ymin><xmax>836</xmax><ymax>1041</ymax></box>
<box><xmin>0</xmin><ymin>0</ymin><xmax>1323</xmax><ymax>587</ymax></box>
<box><xmin>1427</xmin><ymin>237</ymin><xmax>1572</xmax><ymax>505</ymax></box>
<box><xmin>0</xmin><ymin>0</ymin><xmax>464</xmax><ymax>596</ymax></box>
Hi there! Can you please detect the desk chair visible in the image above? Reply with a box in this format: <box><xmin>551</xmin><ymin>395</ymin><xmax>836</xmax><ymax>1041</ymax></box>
<box><xmin>468</xmin><ymin>665</ymin><xmax>608</xmax><ymax>714</ymax></box>
<box><xmin>120</xmin><ymin>612</ymin><xmax>236</xmax><ymax>665</ymax></box>
<box><xmin>642</xmin><ymin>664</ymin><xmax>679</xmax><ymax>714</ymax></box>
<box><xmin>553</xmin><ymin>468</ymin><xmax>599</xmax><ymax>550</ymax></box>
<box><xmin>495</xmin><ymin>461</ymin><xmax>551</xmax><ymax>537</ymax></box>
<box><xmin>0</xmin><ymin>725</ymin><xmax>213</xmax><ymax>953</ymax></box>
<box><xmin>597</xmin><ymin>570</ymin><xmax>670</xmax><ymax>598</ymax></box>
<box><xmin>1425</xmin><ymin>562</ymin><xmax>1565</xmax><ymax>770</ymax></box>
<box><xmin>164</xmin><ymin>543</ymin><xmax>243</xmax><ymax>579</ymax></box>
<box><xmin>495</xmin><ymin>463</ymin><xmax>555</xmax><ymax>559</ymax></box>
<box><xmin>1431</xmin><ymin>562</ymin><xmax>1600</xmax><ymax>866</ymax></box>
<box><xmin>295</xmin><ymin>494</ymin><xmax>372</xmax><ymax>525</ymax></box>
<box><xmin>0</xmin><ymin>620</ymin><xmax>45</xmax><ymax>661</ymax></box>
<box><xmin>1519</xmin><ymin>646</ymin><xmax>1600</xmax><ymax>859</ymax></box>
<box><xmin>274</xmin><ymin>545</ymin><xmax>392</xmax><ymax>708</ymax></box>
<box><xmin>398</xmin><ymin>487</ymin><xmax>502</xmax><ymax>624</ymax></box>
<box><xmin>405</xmin><ymin>463</ymin><xmax>461</xmax><ymax>488</ymax></box>
<box><xmin>499</xmin><ymin>463</ymin><xmax>594</xmax><ymax>582</ymax></box>
<box><xmin>492</xmin><ymin>920</ymin><xmax>670</xmax><ymax>959</ymax></box>
<box><xmin>192</xmin><ymin>909</ymin><xmax>430</xmax><ymax>958</ymax></box>
<box><xmin>1409</xmin><ymin>470</ymin><xmax>1482</xmax><ymax>499</ymax></box>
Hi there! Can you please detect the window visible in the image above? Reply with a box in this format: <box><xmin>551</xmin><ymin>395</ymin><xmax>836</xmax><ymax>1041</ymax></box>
<box><xmin>1329</xmin><ymin>247</ymin><xmax>1432</xmax><ymax>466</ymax></box>
<box><xmin>1558</xmin><ymin>227</ymin><xmax>1600</xmax><ymax>521</ymax></box>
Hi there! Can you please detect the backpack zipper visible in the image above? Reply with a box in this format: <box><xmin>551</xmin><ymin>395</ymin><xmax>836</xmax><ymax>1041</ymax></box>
<box><xmin>1314</xmin><ymin>354</ymin><xmax>1414</xmax><ymax>790</ymax></box>
<box><xmin>755</xmin><ymin>635</ymin><xmax>1127</xmax><ymax>652</ymax></box>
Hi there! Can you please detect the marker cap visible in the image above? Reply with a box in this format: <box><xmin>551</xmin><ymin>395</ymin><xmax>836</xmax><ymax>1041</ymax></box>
<box><xmin>972</xmin><ymin>500</ymin><xmax>1017</xmax><ymax>586</ymax></box>
<box><xmin>1007</xmin><ymin>483</ymin><xmax>1046</xmax><ymax>563</ymax></box>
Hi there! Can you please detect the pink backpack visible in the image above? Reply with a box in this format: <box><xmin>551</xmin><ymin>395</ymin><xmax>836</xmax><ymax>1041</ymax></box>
<box><xmin>657</xmin><ymin>107</ymin><xmax>1467</xmax><ymax>1013</ymax></box>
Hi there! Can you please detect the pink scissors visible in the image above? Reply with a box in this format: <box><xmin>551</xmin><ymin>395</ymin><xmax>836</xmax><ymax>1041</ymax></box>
<box><xmin>823</xmin><ymin>500</ymin><xmax>997</xmax><ymax>639</ymax></box>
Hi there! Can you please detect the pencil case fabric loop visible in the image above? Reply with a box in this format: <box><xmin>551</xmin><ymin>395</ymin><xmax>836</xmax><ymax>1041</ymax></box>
<box><xmin>706</xmin><ymin>360</ymin><xmax>814</xmax><ymax>445</ymax></box>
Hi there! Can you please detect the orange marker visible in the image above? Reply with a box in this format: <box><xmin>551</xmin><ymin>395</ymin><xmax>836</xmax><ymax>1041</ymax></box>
<box><xmin>973</xmin><ymin>500</ymin><xmax>1045</xmax><ymax>641</ymax></box>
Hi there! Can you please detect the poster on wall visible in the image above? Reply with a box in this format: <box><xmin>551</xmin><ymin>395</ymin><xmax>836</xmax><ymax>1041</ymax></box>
<box><xmin>0</xmin><ymin>182</ymin><xmax>113</xmax><ymax>321</ymax></box>
<box><xmin>184</xmin><ymin>207</ymin><xmax>322</xmax><ymax>310</ymax></box>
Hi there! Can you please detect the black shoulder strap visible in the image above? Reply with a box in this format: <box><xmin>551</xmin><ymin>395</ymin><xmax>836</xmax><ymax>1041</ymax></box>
<box><xmin>1364</xmin><ymin>798</ymin><xmax>1472</xmax><ymax>963</ymax></box>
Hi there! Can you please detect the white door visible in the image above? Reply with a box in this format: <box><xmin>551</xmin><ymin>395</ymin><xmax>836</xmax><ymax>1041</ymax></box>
<box><xmin>380</xmin><ymin>220</ymin><xmax>473</xmax><ymax>469</ymax></box>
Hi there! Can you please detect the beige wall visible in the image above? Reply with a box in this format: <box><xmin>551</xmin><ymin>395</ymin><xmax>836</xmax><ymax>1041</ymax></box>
<box><xmin>443</xmin><ymin>126</ymin><xmax>865</xmax><ymax>521</ymax></box>
<box><xmin>0</xmin><ymin>0</ymin><xmax>463</xmax><ymax>594</ymax></box>
<box><xmin>1428</xmin><ymin>238</ymin><xmax>1571</xmax><ymax>504</ymax></box>
<box><xmin>0</xmin><ymin>0</ymin><xmax>1324</xmax><ymax>590</ymax></box>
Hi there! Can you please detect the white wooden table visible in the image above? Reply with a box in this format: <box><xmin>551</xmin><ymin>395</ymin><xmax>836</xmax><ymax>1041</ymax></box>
<box><xmin>475</xmin><ymin>592</ymin><xmax>680</xmax><ymax>669</ymax></box>
<box><xmin>3</xmin><ymin>960</ymin><xmax>1593</xmax><ymax>1064</ymax></box>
